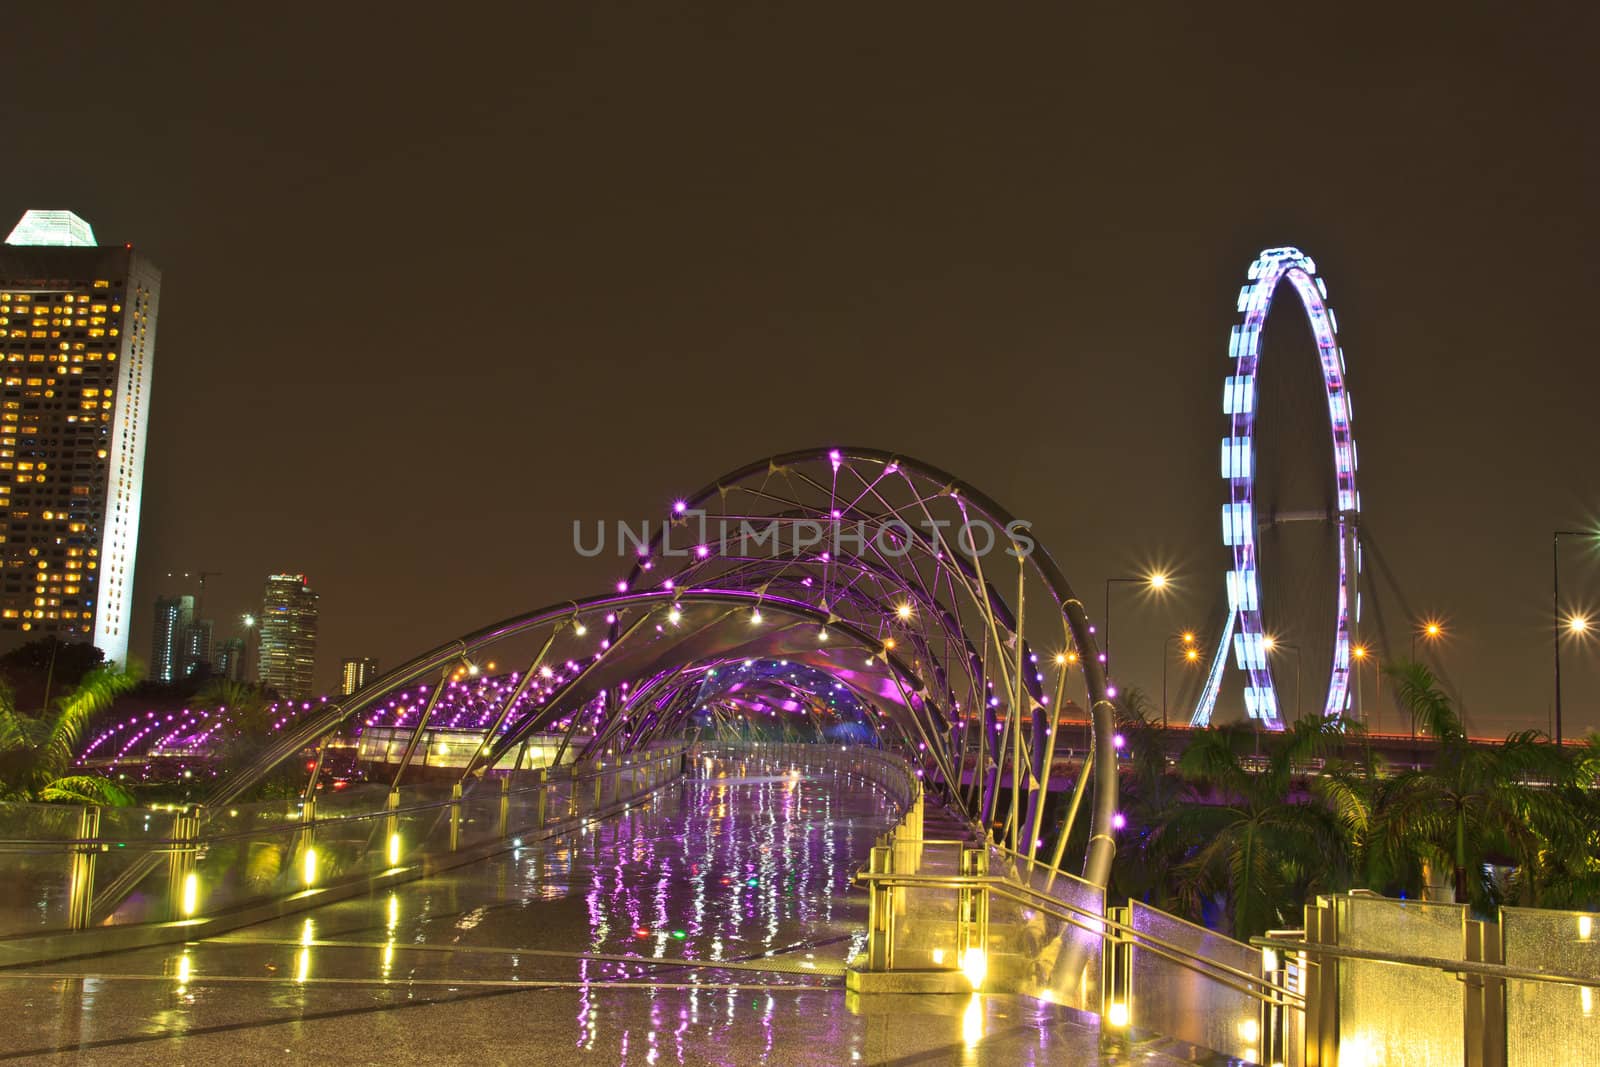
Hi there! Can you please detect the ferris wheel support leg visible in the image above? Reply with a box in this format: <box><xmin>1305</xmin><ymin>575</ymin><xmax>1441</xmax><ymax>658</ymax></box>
<box><xmin>1343</xmin><ymin>511</ymin><xmax>1362</xmax><ymax>728</ymax></box>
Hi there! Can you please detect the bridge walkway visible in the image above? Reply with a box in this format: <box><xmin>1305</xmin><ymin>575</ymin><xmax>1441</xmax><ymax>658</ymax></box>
<box><xmin>0</xmin><ymin>766</ymin><xmax>1188</xmax><ymax>1065</ymax></box>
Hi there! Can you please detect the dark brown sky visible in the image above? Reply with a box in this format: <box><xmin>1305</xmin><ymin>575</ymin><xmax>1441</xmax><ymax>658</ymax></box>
<box><xmin>6</xmin><ymin>4</ymin><xmax>1597</xmax><ymax>733</ymax></box>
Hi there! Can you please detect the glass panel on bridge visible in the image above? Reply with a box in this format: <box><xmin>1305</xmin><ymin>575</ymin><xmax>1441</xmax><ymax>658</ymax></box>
<box><xmin>1128</xmin><ymin>901</ymin><xmax>1264</xmax><ymax>1063</ymax></box>
<box><xmin>1336</xmin><ymin>895</ymin><xmax>1466</xmax><ymax>1067</ymax></box>
<box><xmin>1502</xmin><ymin>905</ymin><xmax>1600</xmax><ymax>1067</ymax></box>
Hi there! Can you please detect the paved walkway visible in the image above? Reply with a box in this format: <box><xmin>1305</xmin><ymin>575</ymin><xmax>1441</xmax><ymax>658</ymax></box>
<box><xmin>0</xmin><ymin>769</ymin><xmax>1191</xmax><ymax>1065</ymax></box>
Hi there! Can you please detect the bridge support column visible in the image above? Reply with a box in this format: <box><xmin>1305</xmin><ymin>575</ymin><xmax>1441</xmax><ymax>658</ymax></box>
<box><xmin>384</xmin><ymin>790</ymin><xmax>400</xmax><ymax>868</ymax></box>
<box><xmin>865</xmin><ymin>842</ymin><xmax>895</xmax><ymax>971</ymax></box>
<box><xmin>957</xmin><ymin>846</ymin><xmax>986</xmax><ymax>980</ymax></box>
<box><xmin>1102</xmin><ymin>904</ymin><xmax>1132</xmax><ymax>1025</ymax></box>
<box><xmin>497</xmin><ymin>776</ymin><xmax>511</xmax><ymax>839</ymax></box>
<box><xmin>448</xmin><ymin>782</ymin><xmax>464</xmax><ymax>851</ymax></box>
<box><xmin>1465</xmin><ymin>918</ymin><xmax>1506</xmax><ymax>1067</ymax></box>
<box><xmin>1261</xmin><ymin>936</ymin><xmax>1290</xmax><ymax>1067</ymax></box>
<box><xmin>910</xmin><ymin>793</ymin><xmax>924</xmax><ymax>873</ymax></box>
<box><xmin>167</xmin><ymin>808</ymin><xmax>201</xmax><ymax>922</ymax></box>
<box><xmin>66</xmin><ymin>806</ymin><xmax>100</xmax><ymax>931</ymax></box>
<box><xmin>296</xmin><ymin>797</ymin><xmax>316</xmax><ymax>890</ymax></box>
<box><xmin>1303</xmin><ymin>897</ymin><xmax>1338</xmax><ymax>1067</ymax></box>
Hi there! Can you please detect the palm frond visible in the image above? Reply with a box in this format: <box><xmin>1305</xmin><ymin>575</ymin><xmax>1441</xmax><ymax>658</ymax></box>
<box><xmin>1385</xmin><ymin>662</ymin><xmax>1462</xmax><ymax>742</ymax></box>
<box><xmin>41</xmin><ymin>663</ymin><xmax>139</xmax><ymax>779</ymax></box>
<box><xmin>37</xmin><ymin>774</ymin><xmax>134</xmax><ymax>806</ymax></box>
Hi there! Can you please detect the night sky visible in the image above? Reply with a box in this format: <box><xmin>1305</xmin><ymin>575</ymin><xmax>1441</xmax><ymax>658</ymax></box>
<box><xmin>6</xmin><ymin>5</ymin><xmax>1596</xmax><ymax>734</ymax></box>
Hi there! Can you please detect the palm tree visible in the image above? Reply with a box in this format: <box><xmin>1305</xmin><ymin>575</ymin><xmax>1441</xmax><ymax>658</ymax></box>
<box><xmin>194</xmin><ymin>678</ymin><xmax>275</xmax><ymax>737</ymax></box>
<box><xmin>1152</xmin><ymin>715</ymin><xmax>1352</xmax><ymax>939</ymax></box>
<box><xmin>1315</xmin><ymin>747</ymin><xmax>1425</xmax><ymax>899</ymax></box>
<box><xmin>1375</xmin><ymin>662</ymin><xmax>1591</xmax><ymax>910</ymax></box>
<box><xmin>1109</xmin><ymin>688</ymin><xmax>1186</xmax><ymax>907</ymax></box>
<box><xmin>0</xmin><ymin>662</ymin><xmax>140</xmax><ymax>804</ymax></box>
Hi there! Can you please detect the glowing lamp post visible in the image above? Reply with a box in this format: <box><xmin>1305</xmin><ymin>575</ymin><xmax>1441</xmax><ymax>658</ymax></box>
<box><xmin>1103</xmin><ymin>571</ymin><xmax>1170</xmax><ymax>689</ymax></box>
<box><xmin>1161</xmin><ymin>631</ymin><xmax>1199</xmax><ymax>730</ymax></box>
<box><xmin>241</xmin><ymin>613</ymin><xmax>258</xmax><ymax>683</ymax></box>
<box><xmin>1558</xmin><ymin>612</ymin><xmax>1592</xmax><ymax>746</ymax></box>
<box><xmin>1351</xmin><ymin>645</ymin><xmax>1380</xmax><ymax>732</ymax></box>
<box><xmin>1554</xmin><ymin>530</ymin><xmax>1597</xmax><ymax>746</ymax></box>
<box><xmin>1411</xmin><ymin>619</ymin><xmax>1444</xmax><ymax>661</ymax></box>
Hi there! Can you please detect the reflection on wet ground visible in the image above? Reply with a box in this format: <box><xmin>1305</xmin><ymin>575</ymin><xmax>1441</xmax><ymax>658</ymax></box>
<box><xmin>0</xmin><ymin>770</ymin><xmax>1190</xmax><ymax>1064</ymax></box>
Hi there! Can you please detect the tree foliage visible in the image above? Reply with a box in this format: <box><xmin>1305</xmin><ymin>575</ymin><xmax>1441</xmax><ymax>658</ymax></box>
<box><xmin>1107</xmin><ymin>662</ymin><xmax>1600</xmax><ymax>939</ymax></box>
<box><xmin>0</xmin><ymin>661</ymin><xmax>141</xmax><ymax>804</ymax></box>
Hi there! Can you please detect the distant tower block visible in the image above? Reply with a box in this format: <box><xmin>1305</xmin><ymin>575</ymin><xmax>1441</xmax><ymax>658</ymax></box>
<box><xmin>152</xmin><ymin>595</ymin><xmax>195</xmax><ymax>683</ymax></box>
<box><xmin>259</xmin><ymin>574</ymin><xmax>319</xmax><ymax>699</ymax></box>
<box><xmin>340</xmin><ymin>656</ymin><xmax>379</xmax><ymax>696</ymax></box>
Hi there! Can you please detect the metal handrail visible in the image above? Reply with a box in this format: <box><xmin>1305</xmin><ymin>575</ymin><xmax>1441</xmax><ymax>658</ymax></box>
<box><xmin>0</xmin><ymin>751</ymin><xmax>683</xmax><ymax>856</ymax></box>
<box><xmin>857</xmin><ymin>867</ymin><xmax>1302</xmax><ymax>1009</ymax></box>
<box><xmin>1250</xmin><ymin>935</ymin><xmax>1600</xmax><ymax>990</ymax></box>
<box><xmin>990</xmin><ymin>842</ymin><xmax>1099</xmax><ymax>894</ymax></box>
<box><xmin>80</xmin><ymin>745</ymin><xmax>684</xmax><ymax>925</ymax></box>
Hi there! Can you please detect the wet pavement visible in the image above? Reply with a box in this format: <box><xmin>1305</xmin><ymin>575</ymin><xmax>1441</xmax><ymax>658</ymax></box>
<box><xmin>0</xmin><ymin>767</ymin><xmax>1193</xmax><ymax>1065</ymax></box>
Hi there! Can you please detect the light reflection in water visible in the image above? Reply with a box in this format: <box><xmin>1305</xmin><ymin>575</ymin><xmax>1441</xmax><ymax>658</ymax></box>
<box><xmin>502</xmin><ymin>757</ymin><xmax>905</xmax><ymax>1061</ymax></box>
<box><xmin>962</xmin><ymin>993</ymin><xmax>984</xmax><ymax>1049</ymax></box>
<box><xmin>295</xmin><ymin>916</ymin><xmax>315</xmax><ymax>984</ymax></box>
<box><xmin>381</xmin><ymin>892</ymin><xmax>399</xmax><ymax>978</ymax></box>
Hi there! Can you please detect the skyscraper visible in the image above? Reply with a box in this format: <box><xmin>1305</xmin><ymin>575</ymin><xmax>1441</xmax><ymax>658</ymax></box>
<box><xmin>151</xmin><ymin>594</ymin><xmax>193</xmax><ymax>683</ymax></box>
<box><xmin>181</xmin><ymin>617</ymin><xmax>214</xmax><ymax>678</ymax></box>
<box><xmin>339</xmin><ymin>656</ymin><xmax>379</xmax><ymax>696</ymax></box>
<box><xmin>214</xmin><ymin>636</ymin><xmax>246</xmax><ymax>682</ymax></box>
<box><xmin>258</xmin><ymin>573</ymin><xmax>317</xmax><ymax>699</ymax></box>
<box><xmin>0</xmin><ymin>211</ymin><xmax>159</xmax><ymax>665</ymax></box>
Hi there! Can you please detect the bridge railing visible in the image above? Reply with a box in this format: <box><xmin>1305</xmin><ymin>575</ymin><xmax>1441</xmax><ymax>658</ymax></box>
<box><xmin>851</xmin><ymin>849</ymin><xmax>1302</xmax><ymax>1062</ymax></box>
<box><xmin>809</xmin><ymin>740</ymin><xmax>1302</xmax><ymax>1061</ymax></box>
<box><xmin>1257</xmin><ymin>894</ymin><xmax>1600</xmax><ymax>1067</ymax></box>
<box><xmin>0</xmin><ymin>742</ymin><xmax>685</xmax><ymax>964</ymax></box>
<box><xmin>853</xmin><ymin>844</ymin><xmax>1600</xmax><ymax>1067</ymax></box>
<box><xmin>671</xmin><ymin>740</ymin><xmax>1600</xmax><ymax>1063</ymax></box>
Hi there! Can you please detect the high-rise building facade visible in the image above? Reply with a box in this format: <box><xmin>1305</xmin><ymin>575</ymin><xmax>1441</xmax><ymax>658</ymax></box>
<box><xmin>215</xmin><ymin>636</ymin><xmax>246</xmax><ymax>682</ymax></box>
<box><xmin>339</xmin><ymin>656</ymin><xmax>379</xmax><ymax>696</ymax></box>
<box><xmin>151</xmin><ymin>594</ymin><xmax>193</xmax><ymax>683</ymax></box>
<box><xmin>0</xmin><ymin>211</ymin><xmax>159</xmax><ymax>665</ymax></box>
<box><xmin>181</xmin><ymin>617</ymin><xmax>214</xmax><ymax>678</ymax></box>
<box><xmin>259</xmin><ymin>573</ymin><xmax>317</xmax><ymax>699</ymax></box>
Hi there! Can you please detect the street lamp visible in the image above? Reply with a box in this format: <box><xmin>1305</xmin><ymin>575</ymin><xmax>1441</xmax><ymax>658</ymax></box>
<box><xmin>1554</xmin><ymin>530</ymin><xmax>1597</xmax><ymax>747</ymax></box>
<box><xmin>1558</xmin><ymin>610</ymin><xmax>1593</xmax><ymax>745</ymax></box>
<box><xmin>1351</xmin><ymin>644</ymin><xmax>1380</xmax><ymax>733</ymax></box>
<box><xmin>1103</xmin><ymin>571</ymin><xmax>1170</xmax><ymax>685</ymax></box>
<box><xmin>241</xmin><ymin>613</ymin><xmax>258</xmax><ymax>684</ymax></box>
<box><xmin>1161</xmin><ymin>630</ymin><xmax>1199</xmax><ymax>730</ymax></box>
<box><xmin>1262</xmin><ymin>636</ymin><xmax>1302</xmax><ymax>724</ymax></box>
<box><xmin>1411</xmin><ymin>618</ymin><xmax>1444</xmax><ymax>662</ymax></box>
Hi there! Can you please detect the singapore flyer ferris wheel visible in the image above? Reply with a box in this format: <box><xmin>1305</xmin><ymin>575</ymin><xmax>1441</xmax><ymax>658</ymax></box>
<box><xmin>1191</xmin><ymin>246</ymin><xmax>1362</xmax><ymax>731</ymax></box>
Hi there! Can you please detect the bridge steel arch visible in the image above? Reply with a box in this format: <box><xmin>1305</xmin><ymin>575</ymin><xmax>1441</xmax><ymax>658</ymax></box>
<box><xmin>193</xmin><ymin>447</ymin><xmax>1119</xmax><ymax>890</ymax></box>
<box><xmin>1193</xmin><ymin>247</ymin><xmax>1362</xmax><ymax>730</ymax></box>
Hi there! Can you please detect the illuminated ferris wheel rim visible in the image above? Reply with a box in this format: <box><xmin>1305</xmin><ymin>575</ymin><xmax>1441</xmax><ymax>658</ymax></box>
<box><xmin>1193</xmin><ymin>246</ymin><xmax>1361</xmax><ymax>730</ymax></box>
